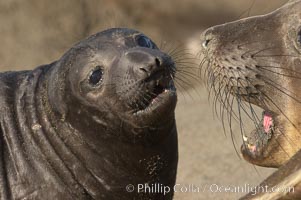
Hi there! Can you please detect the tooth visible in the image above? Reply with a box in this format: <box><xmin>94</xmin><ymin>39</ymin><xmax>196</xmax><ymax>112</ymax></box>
<box><xmin>248</xmin><ymin>144</ymin><xmax>256</xmax><ymax>152</ymax></box>
<box><xmin>243</xmin><ymin>135</ymin><xmax>248</xmax><ymax>142</ymax></box>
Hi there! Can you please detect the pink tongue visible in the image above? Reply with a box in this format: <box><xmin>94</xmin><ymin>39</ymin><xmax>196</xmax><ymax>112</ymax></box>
<box><xmin>263</xmin><ymin>113</ymin><xmax>273</xmax><ymax>133</ymax></box>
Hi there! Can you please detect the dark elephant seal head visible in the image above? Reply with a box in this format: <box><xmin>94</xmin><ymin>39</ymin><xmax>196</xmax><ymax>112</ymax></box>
<box><xmin>200</xmin><ymin>0</ymin><xmax>301</xmax><ymax>168</ymax></box>
<box><xmin>0</xmin><ymin>28</ymin><xmax>178</xmax><ymax>200</ymax></box>
<box><xmin>47</xmin><ymin>28</ymin><xmax>177</xmax><ymax>142</ymax></box>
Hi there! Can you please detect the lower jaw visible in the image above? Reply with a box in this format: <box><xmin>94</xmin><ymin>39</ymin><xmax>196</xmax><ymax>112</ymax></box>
<box><xmin>241</xmin><ymin>142</ymin><xmax>263</xmax><ymax>159</ymax></box>
<box><xmin>241</xmin><ymin>142</ymin><xmax>290</xmax><ymax>168</ymax></box>
<box><xmin>133</xmin><ymin>90</ymin><xmax>177</xmax><ymax>118</ymax></box>
<box><xmin>240</xmin><ymin>142</ymin><xmax>274</xmax><ymax>167</ymax></box>
<box><xmin>240</xmin><ymin>110</ymin><xmax>277</xmax><ymax>166</ymax></box>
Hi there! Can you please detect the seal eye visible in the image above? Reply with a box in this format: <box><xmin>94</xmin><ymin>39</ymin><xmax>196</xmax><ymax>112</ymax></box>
<box><xmin>89</xmin><ymin>67</ymin><xmax>104</xmax><ymax>86</ymax></box>
<box><xmin>136</xmin><ymin>35</ymin><xmax>153</xmax><ymax>48</ymax></box>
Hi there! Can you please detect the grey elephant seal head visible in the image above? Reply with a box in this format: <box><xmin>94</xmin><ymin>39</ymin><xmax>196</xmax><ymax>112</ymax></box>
<box><xmin>200</xmin><ymin>0</ymin><xmax>301</xmax><ymax>168</ymax></box>
<box><xmin>47</xmin><ymin>28</ymin><xmax>177</xmax><ymax>141</ymax></box>
<box><xmin>0</xmin><ymin>28</ymin><xmax>178</xmax><ymax>199</ymax></box>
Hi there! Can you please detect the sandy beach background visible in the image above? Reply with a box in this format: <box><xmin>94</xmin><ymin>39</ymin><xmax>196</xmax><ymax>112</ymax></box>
<box><xmin>0</xmin><ymin>0</ymin><xmax>289</xmax><ymax>199</ymax></box>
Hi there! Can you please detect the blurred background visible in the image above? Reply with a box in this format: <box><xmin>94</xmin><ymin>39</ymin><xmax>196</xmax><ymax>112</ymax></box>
<box><xmin>0</xmin><ymin>0</ymin><xmax>288</xmax><ymax>199</ymax></box>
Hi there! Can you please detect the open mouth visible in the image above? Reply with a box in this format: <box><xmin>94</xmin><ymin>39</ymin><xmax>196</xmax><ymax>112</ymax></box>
<box><xmin>133</xmin><ymin>70</ymin><xmax>176</xmax><ymax>115</ymax></box>
<box><xmin>242</xmin><ymin>110</ymin><xmax>276</xmax><ymax>158</ymax></box>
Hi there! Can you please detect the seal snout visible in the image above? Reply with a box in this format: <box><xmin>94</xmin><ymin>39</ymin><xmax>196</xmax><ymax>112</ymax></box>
<box><xmin>119</xmin><ymin>49</ymin><xmax>176</xmax><ymax>115</ymax></box>
<box><xmin>124</xmin><ymin>49</ymin><xmax>175</xmax><ymax>93</ymax></box>
<box><xmin>125</xmin><ymin>50</ymin><xmax>174</xmax><ymax>80</ymax></box>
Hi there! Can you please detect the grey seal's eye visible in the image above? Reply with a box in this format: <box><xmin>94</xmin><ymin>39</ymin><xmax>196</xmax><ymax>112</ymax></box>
<box><xmin>89</xmin><ymin>66</ymin><xmax>104</xmax><ymax>86</ymax></box>
<box><xmin>136</xmin><ymin>35</ymin><xmax>153</xmax><ymax>48</ymax></box>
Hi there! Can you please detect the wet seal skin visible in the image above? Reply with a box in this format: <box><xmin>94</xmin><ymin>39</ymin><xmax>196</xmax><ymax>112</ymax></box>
<box><xmin>0</xmin><ymin>28</ymin><xmax>178</xmax><ymax>199</ymax></box>
<box><xmin>200</xmin><ymin>0</ymin><xmax>301</xmax><ymax>199</ymax></box>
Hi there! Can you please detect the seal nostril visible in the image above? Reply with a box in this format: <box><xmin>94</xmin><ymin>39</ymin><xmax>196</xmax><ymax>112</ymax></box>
<box><xmin>139</xmin><ymin>67</ymin><xmax>148</xmax><ymax>74</ymax></box>
<box><xmin>155</xmin><ymin>58</ymin><xmax>161</xmax><ymax>67</ymax></box>
<box><xmin>202</xmin><ymin>39</ymin><xmax>211</xmax><ymax>49</ymax></box>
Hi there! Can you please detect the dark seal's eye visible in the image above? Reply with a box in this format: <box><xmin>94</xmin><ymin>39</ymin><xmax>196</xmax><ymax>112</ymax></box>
<box><xmin>136</xmin><ymin>35</ymin><xmax>153</xmax><ymax>48</ymax></box>
<box><xmin>89</xmin><ymin>66</ymin><xmax>104</xmax><ymax>86</ymax></box>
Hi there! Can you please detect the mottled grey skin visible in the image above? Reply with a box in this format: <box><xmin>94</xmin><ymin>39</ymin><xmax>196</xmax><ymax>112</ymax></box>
<box><xmin>200</xmin><ymin>0</ymin><xmax>301</xmax><ymax>199</ymax></box>
<box><xmin>0</xmin><ymin>28</ymin><xmax>178</xmax><ymax>199</ymax></box>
